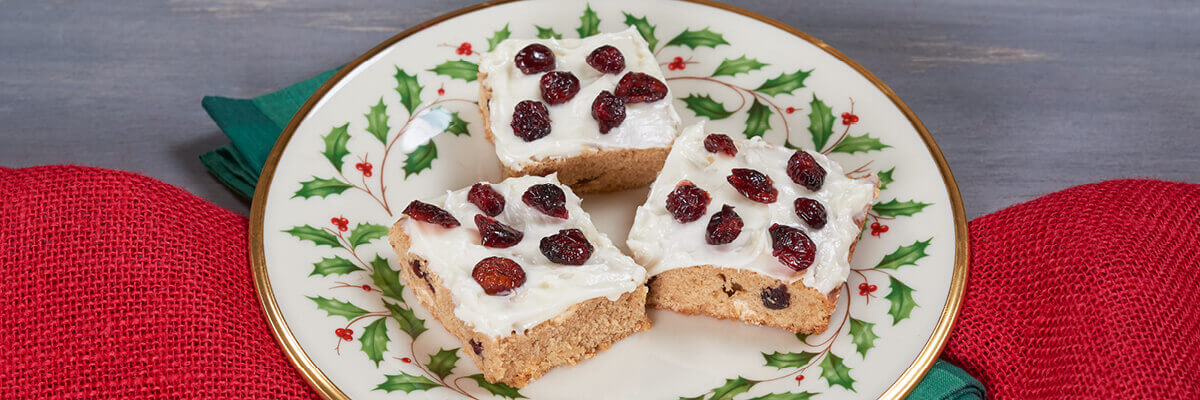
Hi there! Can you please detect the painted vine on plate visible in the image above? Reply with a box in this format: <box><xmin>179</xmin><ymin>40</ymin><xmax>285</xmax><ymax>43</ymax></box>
<box><xmin>284</xmin><ymin>4</ymin><xmax>934</xmax><ymax>399</ymax></box>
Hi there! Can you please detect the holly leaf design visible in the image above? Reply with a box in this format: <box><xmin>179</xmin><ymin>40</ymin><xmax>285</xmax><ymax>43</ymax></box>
<box><xmin>680</xmin><ymin>94</ymin><xmax>734</xmax><ymax>120</ymax></box>
<box><xmin>763</xmin><ymin>351</ymin><xmax>819</xmax><ymax>369</ymax></box>
<box><xmin>622</xmin><ymin>13</ymin><xmax>658</xmax><ymax>50</ymax></box>
<box><xmin>308</xmin><ymin>296</ymin><xmax>369</xmax><ymax>319</ymax></box>
<box><xmin>886</xmin><ymin>276</ymin><xmax>918</xmax><ymax>324</ymax></box>
<box><xmin>446</xmin><ymin>112</ymin><xmax>470</xmax><ymax>136</ymax></box>
<box><xmin>358</xmin><ymin>317</ymin><xmax>389</xmax><ymax>366</ymax></box>
<box><xmin>830</xmin><ymin>133</ymin><xmax>890</xmax><ymax>154</ymax></box>
<box><xmin>385</xmin><ymin>302</ymin><xmax>427</xmax><ymax>339</ymax></box>
<box><xmin>819</xmin><ymin>353</ymin><xmax>855</xmax><ymax>391</ymax></box>
<box><xmin>310</xmin><ymin>256</ymin><xmax>362</xmax><ymax>277</ymax></box>
<box><xmin>576</xmin><ymin>4</ymin><xmax>600</xmax><ymax>38</ymax></box>
<box><xmin>393</xmin><ymin>67</ymin><xmax>423</xmax><ymax>115</ymax></box>
<box><xmin>873</xmin><ymin>199</ymin><xmax>932</xmax><ymax>217</ymax></box>
<box><xmin>370</xmin><ymin>255</ymin><xmax>406</xmax><ymax>301</ymax></box>
<box><xmin>375</xmin><ymin>372</ymin><xmax>440</xmax><ymax>393</ymax></box>
<box><xmin>744</xmin><ymin>98</ymin><xmax>772</xmax><ymax>138</ymax></box>
<box><xmin>284</xmin><ymin>225</ymin><xmax>342</xmax><ymax>248</ymax></box>
<box><xmin>875</xmin><ymin>238</ymin><xmax>932</xmax><ymax>270</ymax></box>
<box><xmin>321</xmin><ymin>123</ymin><xmax>351</xmax><ymax>172</ymax></box>
<box><xmin>487</xmin><ymin>24</ymin><xmax>510</xmax><ymax>52</ymax></box>
<box><xmin>403</xmin><ymin>141</ymin><xmax>437</xmax><ymax>177</ymax></box>
<box><xmin>806</xmin><ymin>94</ymin><xmax>835</xmax><ymax>150</ymax></box>
<box><xmin>848</xmin><ymin>318</ymin><xmax>879</xmax><ymax>357</ymax></box>
<box><xmin>428</xmin><ymin>60</ymin><xmax>479</xmax><ymax>82</ymax></box>
<box><xmin>535</xmin><ymin>25</ymin><xmax>562</xmax><ymax>39</ymax></box>
<box><xmin>710</xmin><ymin>377</ymin><xmax>757</xmax><ymax>400</ymax></box>
<box><xmin>747</xmin><ymin>393</ymin><xmax>819</xmax><ymax>400</ymax></box>
<box><xmin>425</xmin><ymin>348</ymin><xmax>461</xmax><ymax>380</ymax></box>
<box><xmin>468</xmin><ymin>374</ymin><xmax>527</xmax><ymax>399</ymax></box>
<box><xmin>754</xmin><ymin>69</ymin><xmax>811</xmax><ymax>97</ymax></box>
<box><xmin>364</xmin><ymin>98</ymin><xmax>390</xmax><ymax>144</ymax></box>
<box><xmin>712</xmin><ymin>55</ymin><xmax>769</xmax><ymax>77</ymax></box>
<box><xmin>347</xmin><ymin>223</ymin><xmax>388</xmax><ymax>249</ymax></box>
<box><xmin>877</xmin><ymin>167</ymin><xmax>895</xmax><ymax>190</ymax></box>
<box><xmin>293</xmin><ymin>176</ymin><xmax>353</xmax><ymax>199</ymax></box>
<box><xmin>664</xmin><ymin>27</ymin><xmax>729</xmax><ymax>50</ymax></box>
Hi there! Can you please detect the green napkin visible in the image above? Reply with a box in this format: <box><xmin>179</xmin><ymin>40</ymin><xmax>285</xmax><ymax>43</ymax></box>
<box><xmin>200</xmin><ymin>70</ymin><xmax>985</xmax><ymax>400</ymax></box>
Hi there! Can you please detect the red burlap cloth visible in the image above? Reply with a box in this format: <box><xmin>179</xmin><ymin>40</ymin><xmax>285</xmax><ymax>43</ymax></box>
<box><xmin>1</xmin><ymin>166</ymin><xmax>1197</xmax><ymax>399</ymax></box>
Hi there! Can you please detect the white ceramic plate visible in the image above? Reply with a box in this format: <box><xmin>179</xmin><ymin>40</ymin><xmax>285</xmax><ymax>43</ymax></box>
<box><xmin>251</xmin><ymin>1</ymin><xmax>968</xmax><ymax>399</ymax></box>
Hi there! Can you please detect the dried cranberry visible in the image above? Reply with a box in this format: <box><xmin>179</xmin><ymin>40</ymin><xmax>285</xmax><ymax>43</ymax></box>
<box><xmin>614</xmin><ymin>72</ymin><xmax>668</xmax><ymax>103</ymax></box>
<box><xmin>539</xmin><ymin>71</ymin><xmax>580</xmax><ymax>105</ymax></box>
<box><xmin>769</xmin><ymin>224</ymin><xmax>816</xmax><ymax>271</ymax></box>
<box><xmin>787</xmin><ymin>151</ymin><xmax>826</xmax><ymax>192</ymax></box>
<box><xmin>474</xmin><ymin>215</ymin><xmax>524</xmax><ymax>248</ymax></box>
<box><xmin>409</xmin><ymin>259</ymin><xmax>426</xmax><ymax>279</ymax></box>
<box><xmin>705</xmin><ymin>205</ymin><xmax>743</xmax><ymax>245</ymax></box>
<box><xmin>468</xmin><ymin>183</ymin><xmax>505</xmax><ymax>217</ymax></box>
<box><xmin>540</xmin><ymin>229</ymin><xmax>594</xmax><ymax>265</ymax></box>
<box><xmin>665</xmin><ymin>182</ymin><xmax>710</xmax><ymax>223</ymax></box>
<box><xmin>522</xmin><ymin>183</ymin><xmax>568</xmax><ymax>219</ymax></box>
<box><xmin>402</xmin><ymin>200</ymin><xmax>460</xmax><ymax>228</ymax></box>
<box><xmin>472</xmin><ymin>256</ymin><xmax>526</xmax><ymax>295</ymax></box>
<box><xmin>761</xmin><ymin>284</ymin><xmax>791</xmax><ymax>310</ymax></box>
<box><xmin>586</xmin><ymin>45</ymin><xmax>625</xmax><ymax>74</ymax></box>
<box><xmin>794</xmin><ymin>198</ymin><xmax>827</xmax><ymax>229</ymax></box>
<box><xmin>469</xmin><ymin>339</ymin><xmax>484</xmax><ymax>355</ymax></box>
<box><xmin>513</xmin><ymin>44</ymin><xmax>555</xmax><ymax>75</ymax></box>
<box><xmin>727</xmin><ymin>168</ymin><xmax>778</xmax><ymax>203</ymax></box>
<box><xmin>703</xmin><ymin>134</ymin><xmax>737</xmax><ymax>156</ymax></box>
<box><xmin>511</xmin><ymin>100</ymin><xmax>551</xmax><ymax>142</ymax></box>
<box><xmin>591</xmin><ymin>90</ymin><xmax>626</xmax><ymax>134</ymax></box>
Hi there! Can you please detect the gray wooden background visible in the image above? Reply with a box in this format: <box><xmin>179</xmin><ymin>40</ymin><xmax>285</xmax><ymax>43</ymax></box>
<box><xmin>1</xmin><ymin>0</ymin><xmax>1197</xmax><ymax>218</ymax></box>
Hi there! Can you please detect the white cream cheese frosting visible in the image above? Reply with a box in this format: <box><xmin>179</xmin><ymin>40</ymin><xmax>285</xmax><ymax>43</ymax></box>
<box><xmin>627</xmin><ymin>123</ymin><xmax>877</xmax><ymax>294</ymax></box>
<box><xmin>479</xmin><ymin>27</ymin><xmax>682</xmax><ymax>168</ymax></box>
<box><xmin>399</xmin><ymin>174</ymin><xmax>646</xmax><ymax>338</ymax></box>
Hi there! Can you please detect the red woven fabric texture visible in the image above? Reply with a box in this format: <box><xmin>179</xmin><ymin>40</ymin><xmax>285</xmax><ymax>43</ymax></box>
<box><xmin>0</xmin><ymin>166</ymin><xmax>318</xmax><ymax>399</ymax></box>
<box><xmin>943</xmin><ymin>179</ymin><xmax>1200</xmax><ymax>399</ymax></box>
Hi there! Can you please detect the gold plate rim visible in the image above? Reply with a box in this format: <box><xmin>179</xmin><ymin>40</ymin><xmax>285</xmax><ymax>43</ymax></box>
<box><xmin>249</xmin><ymin>1</ymin><xmax>970</xmax><ymax>399</ymax></box>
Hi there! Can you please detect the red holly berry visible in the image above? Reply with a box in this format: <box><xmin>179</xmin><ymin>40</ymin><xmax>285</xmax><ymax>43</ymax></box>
<box><xmin>665</xmin><ymin>182</ymin><xmax>710</xmax><ymax>223</ymax></box>
<box><xmin>841</xmin><ymin>112</ymin><xmax>859</xmax><ymax>125</ymax></box>
<box><xmin>795</xmin><ymin>375</ymin><xmax>805</xmax><ymax>383</ymax></box>
<box><xmin>402</xmin><ymin>200</ymin><xmax>461</xmax><ymax>228</ymax></box>
<box><xmin>870</xmin><ymin>222</ymin><xmax>889</xmax><ymax>237</ymax></box>
<box><xmin>539</xmin><ymin>229</ymin><xmax>594</xmax><ymax>265</ymax></box>
<box><xmin>468</xmin><ymin>183</ymin><xmax>506</xmax><ymax>217</ymax></box>
<box><xmin>727</xmin><ymin>168</ymin><xmax>778</xmax><ymax>203</ymax></box>
<box><xmin>334</xmin><ymin>328</ymin><xmax>353</xmax><ymax>341</ymax></box>
<box><xmin>615</xmin><ymin>72</ymin><xmax>668</xmax><ymax>103</ymax></box>
<box><xmin>522</xmin><ymin>183</ymin><xmax>568</xmax><ymax>219</ymax></box>
<box><xmin>330</xmin><ymin>217</ymin><xmax>341</xmax><ymax>225</ymax></box>
<box><xmin>514</xmin><ymin>44</ymin><xmax>555</xmax><ymax>75</ymax></box>
<box><xmin>667</xmin><ymin>56</ymin><xmax>686</xmax><ymax>71</ymax></box>
<box><xmin>786</xmin><ymin>107</ymin><xmax>796</xmax><ymax>114</ymax></box>
<box><xmin>474</xmin><ymin>214</ymin><xmax>524</xmax><ymax>248</ymax></box>
<box><xmin>437</xmin><ymin>87</ymin><xmax>445</xmax><ymax>96</ymax></box>
<box><xmin>355</xmin><ymin>162</ymin><xmax>374</xmax><ymax>178</ymax></box>
<box><xmin>457</xmin><ymin>42</ymin><xmax>473</xmax><ymax>55</ymax></box>
<box><xmin>472</xmin><ymin>256</ymin><xmax>526</xmax><ymax>295</ymax></box>
<box><xmin>401</xmin><ymin>357</ymin><xmax>412</xmax><ymax>363</ymax></box>
<box><xmin>511</xmin><ymin>100</ymin><xmax>552</xmax><ymax>142</ymax></box>
<box><xmin>787</xmin><ymin>151</ymin><xmax>826</xmax><ymax>192</ymax></box>
<box><xmin>586</xmin><ymin>45</ymin><xmax>625</xmax><ymax>74</ymax></box>
<box><xmin>703</xmin><ymin>133</ymin><xmax>738</xmax><ymax>156</ymax></box>
<box><xmin>361</xmin><ymin>284</ymin><xmax>371</xmax><ymax>292</ymax></box>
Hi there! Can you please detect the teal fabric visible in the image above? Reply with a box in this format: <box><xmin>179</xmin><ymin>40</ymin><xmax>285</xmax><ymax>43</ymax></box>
<box><xmin>199</xmin><ymin>68</ymin><xmax>338</xmax><ymax>198</ymax></box>
<box><xmin>199</xmin><ymin>70</ymin><xmax>986</xmax><ymax>400</ymax></box>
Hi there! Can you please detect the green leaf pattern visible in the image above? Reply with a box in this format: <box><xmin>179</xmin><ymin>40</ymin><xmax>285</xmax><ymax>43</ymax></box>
<box><xmin>576</xmin><ymin>5</ymin><xmax>600</xmax><ymax>38</ymax></box>
<box><xmin>622</xmin><ymin>13</ymin><xmax>658</xmax><ymax>50</ymax></box>
<box><xmin>364</xmin><ymin>98</ymin><xmax>390</xmax><ymax>144</ymax></box>
<box><xmin>293</xmin><ymin>177</ymin><xmax>352</xmax><ymax>199</ymax></box>
<box><xmin>681</xmin><ymin>94</ymin><xmax>734</xmax><ymax>120</ymax></box>
<box><xmin>429</xmin><ymin>60</ymin><xmax>480</xmax><ymax>82</ymax></box>
<box><xmin>665</xmin><ymin>27</ymin><xmax>729</xmax><ymax>49</ymax></box>
<box><xmin>403</xmin><ymin>141</ymin><xmax>438</xmax><ymax>177</ymax></box>
<box><xmin>487</xmin><ymin>24</ymin><xmax>510</xmax><ymax>52</ymax></box>
<box><xmin>712</xmin><ymin>55</ymin><xmax>769</xmax><ymax>77</ymax></box>
<box><xmin>321</xmin><ymin>123</ymin><xmax>350</xmax><ymax>172</ymax></box>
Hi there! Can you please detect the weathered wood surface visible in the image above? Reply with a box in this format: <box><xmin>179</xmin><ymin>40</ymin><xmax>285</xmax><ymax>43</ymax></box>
<box><xmin>1</xmin><ymin>0</ymin><xmax>1196</xmax><ymax>217</ymax></box>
